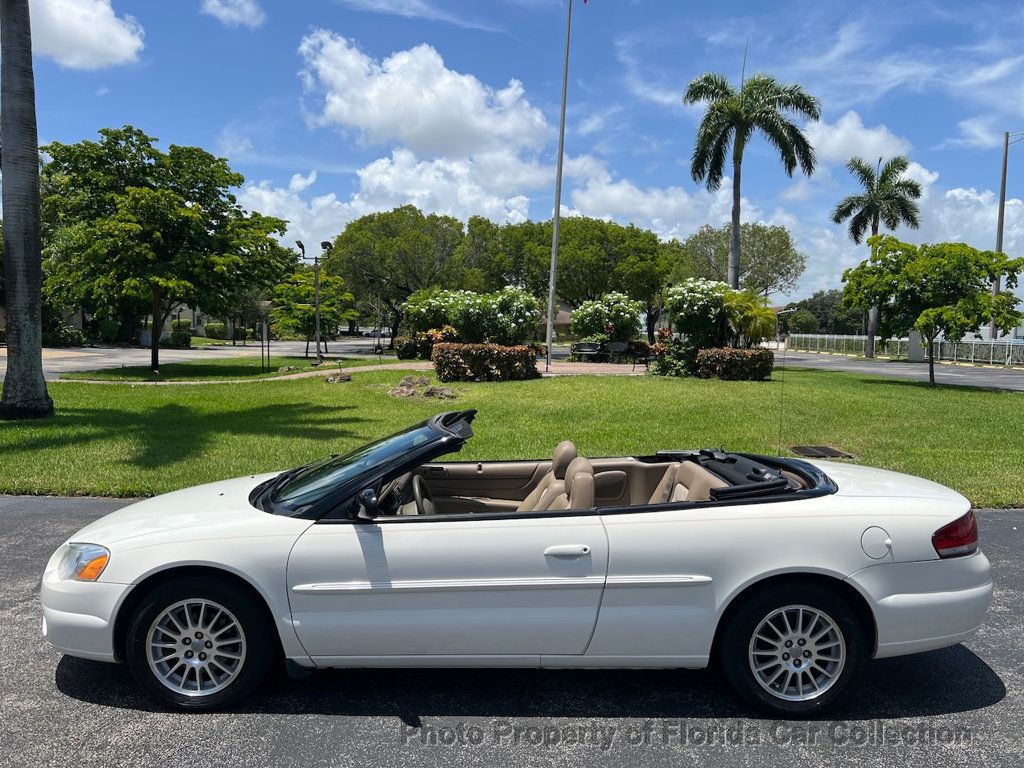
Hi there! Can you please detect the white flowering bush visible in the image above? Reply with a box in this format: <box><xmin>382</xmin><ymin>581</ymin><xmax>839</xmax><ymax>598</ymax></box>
<box><xmin>402</xmin><ymin>288</ymin><xmax>539</xmax><ymax>345</ymax></box>
<box><xmin>663</xmin><ymin>278</ymin><xmax>732</xmax><ymax>348</ymax></box>
<box><xmin>570</xmin><ymin>292</ymin><xmax>642</xmax><ymax>342</ymax></box>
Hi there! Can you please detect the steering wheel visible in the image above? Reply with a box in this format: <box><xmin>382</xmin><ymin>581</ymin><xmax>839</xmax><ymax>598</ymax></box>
<box><xmin>411</xmin><ymin>474</ymin><xmax>436</xmax><ymax>516</ymax></box>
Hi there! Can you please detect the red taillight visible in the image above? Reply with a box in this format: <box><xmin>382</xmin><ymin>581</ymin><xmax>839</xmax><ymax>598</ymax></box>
<box><xmin>932</xmin><ymin>510</ymin><xmax>979</xmax><ymax>558</ymax></box>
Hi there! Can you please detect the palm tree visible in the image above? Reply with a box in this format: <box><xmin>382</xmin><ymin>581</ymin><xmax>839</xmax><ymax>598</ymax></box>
<box><xmin>0</xmin><ymin>0</ymin><xmax>52</xmax><ymax>418</ymax></box>
<box><xmin>684</xmin><ymin>72</ymin><xmax>820</xmax><ymax>289</ymax></box>
<box><xmin>831</xmin><ymin>155</ymin><xmax>922</xmax><ymax>357</ymax></box>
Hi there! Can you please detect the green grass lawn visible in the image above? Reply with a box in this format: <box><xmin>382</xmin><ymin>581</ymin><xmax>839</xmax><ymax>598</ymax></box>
<box><xmin>59</xmin><ymin>355</ymin><xmax>382</xmax><ymax>382</ymax></box>
<box><xmin>2</xmin><ymin>368</ymin><xmax>1022</xmax><ymax>506</ymax></box>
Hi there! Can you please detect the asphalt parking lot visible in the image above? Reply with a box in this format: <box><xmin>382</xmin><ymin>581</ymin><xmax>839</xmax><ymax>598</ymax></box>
<box><xmin>2</xmin><ymin>496</ymin><xmax>1021</xmax><ymax>768</ymax></box>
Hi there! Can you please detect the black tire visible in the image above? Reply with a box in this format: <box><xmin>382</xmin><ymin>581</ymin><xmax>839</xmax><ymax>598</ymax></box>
<box><xmin>718</xmin><ymin>582</ymin><xmax>866</xmax><ymax>717</ymax></box>
<box><xmin>124</xmin><ymin>575</ymin><xmax>276</xmax><ymax>711</ymax></box>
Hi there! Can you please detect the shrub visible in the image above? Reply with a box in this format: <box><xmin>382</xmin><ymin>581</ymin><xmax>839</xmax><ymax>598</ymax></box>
<box><xmin>394</xmin><ymin>325</ymin><xmax>457</xmax><ymax>360</ymax></box>
<box><xmin>204</xmin><ymin>322</ymin><xmax>227</xmax><ymax>339</ymax></box>
<box><xmin>570</xmin><ymin>292</ymin><xmax>642</xmax><ymax>342</ymax></box>
<box><xmin>403</xmin><ymin>288</ymin><xmax>539</xmax><ymax>345</ymax></box>
<box><xmin>663</xmin><ymin>278</ymin><xmax>732</xmax><ymax>348</ymax></box>
<box><xmin>169</xmin><ymin>319</ymin><xmax>192</xmax><ymax>348</ymax></box>
<box><xmin>432</xmin><ymin>342</ymin><xmax>540</xmax><ymax>382</ymax></box>
<box><xmin>694</xmin><ymin>348</ymin><xmax>775</xmax><ymax>381</ymax></box>
<box><xmin>42</xmin><ymin>322</ymin><xmax>85</xmax><ymax>348</ymax></box>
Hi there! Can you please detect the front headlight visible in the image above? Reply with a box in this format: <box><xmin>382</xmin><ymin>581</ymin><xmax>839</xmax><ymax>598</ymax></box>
<box><xmin>58</xmin><ymin>543</ymin><xmax>110</xmax><ymax>581</ymax></box>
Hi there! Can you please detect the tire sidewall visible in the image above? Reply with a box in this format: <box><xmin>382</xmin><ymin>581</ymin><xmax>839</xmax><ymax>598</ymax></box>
<box><xmin>719</xmin><ymin>583</ymin><xmax>866</xmax><ymax>716</ymax></box>
<box><xmin>125</xmin><ymin>575</ymin><xmax>275</xmax><ymax>711</ymax></box>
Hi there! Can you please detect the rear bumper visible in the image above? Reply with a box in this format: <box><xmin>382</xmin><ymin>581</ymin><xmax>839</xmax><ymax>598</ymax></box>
<box><xmin>847</xmin><ymin>551</ymin><xmax>993</xmax><ymax>659</ymax></box>
<box><xmin>40</xmin><ymin>554</ymin><xmax>131</xmax><ymax>663</ymax></box>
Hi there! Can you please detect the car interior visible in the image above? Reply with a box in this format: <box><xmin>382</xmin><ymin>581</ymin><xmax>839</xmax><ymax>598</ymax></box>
<box><xmin>376</xmin><ymin>441</ymin><xmax>811</xmax><ymax>517</ymax></box>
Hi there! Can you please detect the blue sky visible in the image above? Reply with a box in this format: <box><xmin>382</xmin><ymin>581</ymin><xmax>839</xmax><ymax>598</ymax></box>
<box><xmin>28</xmin><ymin>0</ymin><xmax>1024</xmax><ymax>299</ymax></box>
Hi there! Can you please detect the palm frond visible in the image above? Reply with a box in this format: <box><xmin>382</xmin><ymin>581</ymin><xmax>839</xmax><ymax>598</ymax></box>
<box><xmin>845</xmin><ymin>157</ymin><xmax>877</xmax><ymax>192</ymax></box>
<box><xmin>878</xmin><ymin>155</ymin><xmax>911</xmax><ymax>187</ymax></box>
<box><xmin>690</xmin><ymin>102</ymin><xmax>735</xmax><ymax>186</ymax></box>
<box><xmin>847</xmin><ymin>208</ymin><xmax>875</xmax><ymax>245</ymax></box>
<box><xmin>684</xmin><ymin>72</ymin><xmax>735</xmax><ymax>105</ymax></box>
<box><xmin>889</xmin><ymin>177</ymin><xmax>923</xmax><ymax>201</ymax></box>
<box><xmin>831</xmin><ymin>195</ymin><xmax>868</xmax><ymax>225</ymax></box>
<box><xmin>753</xmin><ymin>110</ymin><xmax>799</xmax><ymax>176</ymax></box>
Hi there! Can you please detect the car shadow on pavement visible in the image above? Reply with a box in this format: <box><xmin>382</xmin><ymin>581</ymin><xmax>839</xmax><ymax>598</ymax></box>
<box><xmin>56</xmin><ymin>643</ymin><xmax>1004</xmax><ymax>721</ymax></box>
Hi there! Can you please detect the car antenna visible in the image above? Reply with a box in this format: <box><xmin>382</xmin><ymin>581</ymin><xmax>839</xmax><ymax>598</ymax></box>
<box><xmin>776</xmin><ymin>309</ymin><xmax>797</xmax><ymax>457</ymax></box>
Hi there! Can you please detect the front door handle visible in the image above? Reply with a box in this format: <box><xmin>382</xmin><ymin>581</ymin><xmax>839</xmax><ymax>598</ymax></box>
<box><xmin>544</xmin><ymin>544</ymin><xmax>591</xmax><ymax>557</ymax></box>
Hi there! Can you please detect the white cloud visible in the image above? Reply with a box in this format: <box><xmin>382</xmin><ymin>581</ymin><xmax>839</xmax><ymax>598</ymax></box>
<box><xmin>288</xmin><ymin>170</ymin><xmax>318</xmax><ymax>192</ymax></box>
<box><xmin>940</xmin><ymin>116</ymin><xmax>1005</xmax><ymax>150</ymax></box>
<box><xmin>330</xmin><ymin>0</ymin><xmax>500</xmax><ymax>32</ymax></box>
<box><xmin>299</xmin><ymin>31</ymin><xmax>549</xmax><ymax>156</ymax></box>
<box><xmin>200</xmin><ymin>0</ymin><xmax>265</xmax><ymax>29</ymax></box>
<box><xmin>803</xmin><ymin>111</ymin><xmax>912</xmax><ymax>166</ymax></box>
<box><xmin>29</xmin><ymin>0</ymin><xmax>143</xmax><ymax>69</ymax></box>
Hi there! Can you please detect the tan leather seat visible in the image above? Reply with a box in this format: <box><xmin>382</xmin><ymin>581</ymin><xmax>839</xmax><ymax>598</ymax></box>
<box><xmin>648</xmin><ymin>462</ymin><xmax>681</xmax><ymax>504</ymax></box>
<box><xmin>669</xmin><ymin>462</ymin><xmax>729</xmax><ymax>502</ymax></box>
<box><xmin>516</xmin><ymin>441</ymin><xmax>577</xmax><ymax>512</ymax></box>
<box><xmin>548</xmin><ymin>457</ymin><xmax>595</xmax><ymax>510</ymax></box>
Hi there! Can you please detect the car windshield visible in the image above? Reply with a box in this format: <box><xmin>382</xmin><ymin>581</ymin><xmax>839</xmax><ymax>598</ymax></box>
<box><xmin>268</xmin><ymin>422</ymin><xmax>439</xmax><ymax>515</ymax></box>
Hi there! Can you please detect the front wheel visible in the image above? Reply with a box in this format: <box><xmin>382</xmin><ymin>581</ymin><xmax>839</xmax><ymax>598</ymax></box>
<box><xmin>718</xmin><ymin>583</ymin><xmax>866</xmax><ymax>716</ymax></box>
<box><xmin>125</xmin><ymin>576</ymin><xmax>275</xmax><ymax>711</ymax></box>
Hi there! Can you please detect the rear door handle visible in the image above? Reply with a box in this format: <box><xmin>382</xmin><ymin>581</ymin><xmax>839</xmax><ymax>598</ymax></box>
<box><xmin>424</xmin><ymin>466</ymin><xmax>448</xmax><ymax>477</ymax></box>
<box><xmin>544</xmin><ymin>544</ymin><xmax>591</xmax><ymax>557</ymax></box>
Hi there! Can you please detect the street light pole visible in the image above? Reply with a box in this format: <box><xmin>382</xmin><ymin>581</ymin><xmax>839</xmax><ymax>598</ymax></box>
<box><xmin>318</xmin><ymin>241</ymin><xmax>333</xmax><ymax>360</ymax></box>
<box><xmin>544</xmin><ymin>0</ymin><xmax>575</xmax><ymax>372</ymax></box>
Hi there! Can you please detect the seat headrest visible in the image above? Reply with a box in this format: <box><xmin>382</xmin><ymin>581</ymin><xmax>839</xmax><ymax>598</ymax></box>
<box><xmin>563</xmin><ymin>456</ymin><xmax>593</xmax><ymax>495</ymax></box>
<box><xmin>551</xmin><ymin>440</ymin><xmax>577</xmax><ymax>480</ymax></box>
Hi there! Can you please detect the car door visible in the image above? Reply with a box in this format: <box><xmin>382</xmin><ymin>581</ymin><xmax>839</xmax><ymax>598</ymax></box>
<box><xmin>287</xmin><ymin>512</ymin><xmax>609</xmax><ymax>663</ymax></box>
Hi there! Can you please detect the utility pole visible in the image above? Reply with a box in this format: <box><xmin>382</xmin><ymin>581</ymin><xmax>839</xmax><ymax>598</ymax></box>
<box><xmin>992</xmin><ymin>131</ymin><xmax>1023</xmax><ymax>338</ymax></box>
<box><xmin>544</xmin><ymin>0</ymin><xmax>575</xmax><ymax>372</ymax></box>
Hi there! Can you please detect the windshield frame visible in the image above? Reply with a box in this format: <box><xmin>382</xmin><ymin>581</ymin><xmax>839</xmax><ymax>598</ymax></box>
<box><xmin>255</xmin><ymin>410</ymin><xmax>476</xmax><ymax>519</ymax></box>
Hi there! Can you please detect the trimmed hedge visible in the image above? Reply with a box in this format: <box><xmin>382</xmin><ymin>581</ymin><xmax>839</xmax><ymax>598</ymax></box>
<box><xmin>204</xmin><ymin>322</ymin><xmax>227</xmax><ymax>339</ymax></box>
<box><xmin>694</xmin><ymin>347</ymin><xmax>774</xmax><ymax>381</ymax></box>
<box><xmin>432</xmin><ymin>342</ymin><xmax>540</xmax><ymax>382</ymax></box>
<box><xmin>169</xmin><ymin>319</ymin><xmax>192</xmax><ymax>348</ymax></box>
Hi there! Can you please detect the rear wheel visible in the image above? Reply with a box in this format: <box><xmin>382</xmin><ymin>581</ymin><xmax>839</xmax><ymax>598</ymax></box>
<box><xmin>125</xmin><ymin>576</ymin><xmax>275</xmax><ymax>711</ymax></box>
<box><xmin>718</xmin><ymin>583</ymin><xmax>866</xmax><ymax>716</ymax></box>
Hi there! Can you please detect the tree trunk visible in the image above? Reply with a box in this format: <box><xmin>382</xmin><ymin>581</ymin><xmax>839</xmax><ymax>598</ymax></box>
<box><xmin>865</xmin><ymin>219</ymin><xmax>880</xmax><ymax>358</ymax></box>
<box><xmin>150</xmin><ymin>287</ymin><xmax>161</xmax><ymax>372</ymax></box>
<box><xmin>728</xmin><ymin>137</ymin><xmax>744</xmax><ymax>290</ymax></box>
<box><xmin>927</xmin><ymin>334</ymin><xmax>935</xmax><ymax>387</ymax></box>
<box><xmin>645</xmin><ymin>305</ymin><xmax>659</xmax><ymax>344</ymax></box>
<box><xmin>304</xmin><ymin>335</ymin><xmax>310</xmax><ymax>358</ymax></box>
<box><xmin>0</xmin><ymin>0</ymin><xmax>52</xmax><ymax>418</ymax></box>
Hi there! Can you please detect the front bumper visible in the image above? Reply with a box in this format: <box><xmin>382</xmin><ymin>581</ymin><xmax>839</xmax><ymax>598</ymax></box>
<box><xmin>847</xmin><ymin>551</ymin><xmax>993</xmax><ymax>659</ymax></box>
<box><xmin>40</xmin><ymin>550</ymin><xmax>131</xmax><ymax>663</ymax></box>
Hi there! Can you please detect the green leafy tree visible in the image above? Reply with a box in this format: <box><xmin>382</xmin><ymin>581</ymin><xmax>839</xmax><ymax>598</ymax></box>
<box><xmin>42</xmin><ymin>126</ymin><xmax>289</xmax><ymax>371</ymax></box>
<box><xmin>1</xmin><ymin>0</ymin><xmax>52</xmax><ymax>418</ymax></box>
<box><xmin>843</xmin><ymin>236</ymin><xmax>1023</xmax><ymax>385</ymax></box>
<box><xmin>684</xmin><ymin>72</ymin><xmax>820</xmax><ymax>289</ymax></box>
<box><xmin>831</xmin><ymin>156</ymin><xmax>923</xmax><ymax>357</ymax></box>
<box><xmin>787</xmin><ymin>308</ymin><xmax>820</xmax><ymax>334</ymax></box>
<box><xmin>326</xmin><ymin>205</ymin><xmax>464</xmax><ymax>345</ymax></box>
<box><xmin>271</xmin><ymin>271</ymin><xmax>357</xmax><ymax>357</ymax></box>
<box><xmin>782</xmin><ymin>289</ymin><xmax>862</xmax><ymax>334</ymax></box>
<box><xmin>672</xmin><ymin>222</ymin><xmax>807</xmax><ymax>296</ymax></box>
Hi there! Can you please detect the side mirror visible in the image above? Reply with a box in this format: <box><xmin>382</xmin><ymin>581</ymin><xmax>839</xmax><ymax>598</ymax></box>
<box><xmin>355</xmin><ymin>487</ymin><xmax>380</xmax><ymax>520</ymax></box>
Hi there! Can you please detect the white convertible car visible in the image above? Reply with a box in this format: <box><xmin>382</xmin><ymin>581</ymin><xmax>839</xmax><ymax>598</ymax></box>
<box><xmin>41</xmin><ymin>410</ymin><xmax>992</xmax><ymax>715</ymax></box>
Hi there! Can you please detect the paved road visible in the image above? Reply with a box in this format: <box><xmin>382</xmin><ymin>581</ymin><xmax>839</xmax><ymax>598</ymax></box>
<box><xmin>0</xmin><ymin>340</ymin><xmax>574</xmax><ymax>381</ymax></box>
<box><xmin>782</xmin><ymin>350</ymin><xmax>1024</xmax><ymax>391</ymax></box>
<box><xmin>2</xmin><ymin>495</ymin><xmax>1020</xmax><ymax>767</ymax></box>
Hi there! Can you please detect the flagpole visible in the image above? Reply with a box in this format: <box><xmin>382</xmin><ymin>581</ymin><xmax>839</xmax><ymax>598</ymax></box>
<box><xmin>544</xmin><ymin>0</ymin><xmax>574</xmax><ymax>372</ymax></box>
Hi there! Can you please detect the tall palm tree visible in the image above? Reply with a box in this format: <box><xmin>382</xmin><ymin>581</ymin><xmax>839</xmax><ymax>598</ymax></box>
<box><xmin>684</xmin><ymin>72</ymin><xmax>820</xmax><ymax>289</ymax></box>
<box><xmin>831</xmin><ymin>155</ymin><xmax>922</xmax><ymax>357</ymax></box>
<box><xmin>0</xmin><ymin>0</ymin><xmax>52</xmax><ymax>418</ymax></box>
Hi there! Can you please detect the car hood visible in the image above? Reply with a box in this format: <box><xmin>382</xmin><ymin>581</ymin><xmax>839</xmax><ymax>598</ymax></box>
<box><xmin>68</xmin><ymin>472</ymin><xmax>282</xmax><ymax>547</ymax></box>
<box><xmin>812</xmin><ymin>460</ymin><xmax>970</xmax><ymax>504</ymax></box>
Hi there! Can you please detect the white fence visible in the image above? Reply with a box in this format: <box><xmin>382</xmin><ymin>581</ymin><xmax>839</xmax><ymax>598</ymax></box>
<box><xmin>787</xmin><ymin>334</ymin><xmax>1024</xmax><ymax>367</ymax></box>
